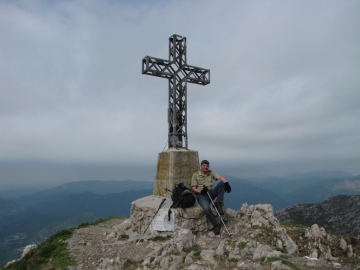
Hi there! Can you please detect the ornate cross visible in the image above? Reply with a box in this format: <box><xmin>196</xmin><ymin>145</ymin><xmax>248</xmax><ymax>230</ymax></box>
<box><xmin>142</xmin><ymin>34</ymin><xmax>210</xmax><ymax>149</ymax></box>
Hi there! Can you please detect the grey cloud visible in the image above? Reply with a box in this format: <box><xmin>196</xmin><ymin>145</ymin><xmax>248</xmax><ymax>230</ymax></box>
<box><xmin>0</xmin><ymin>0</ymin><xmax>359</xmax><ymax>185</ymax></box>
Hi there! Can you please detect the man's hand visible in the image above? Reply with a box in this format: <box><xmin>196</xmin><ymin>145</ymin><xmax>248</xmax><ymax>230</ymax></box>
<box><xmin>201</xmin><ymin>186</ymin><xmax>208</xmax><ymax>195</ymax></box>
<box><xmin>224</xmin><ymin>182</ymin><xmax>231</xmax><ymax>193</ymax></box>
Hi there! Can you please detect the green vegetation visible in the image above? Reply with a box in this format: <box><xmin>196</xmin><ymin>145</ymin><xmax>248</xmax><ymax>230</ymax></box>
<box><xmin>123</xmin><ymin>259</ymin><xmax>140</xmax><ymax>268</ymax></box>
<box><xmin>261</xmin><ymin>257</ymin><xmax>280</xmax><ymax>263</ymax></box>
<box><xmin>1</xmin><ymin>217</ymin><xmax>116</xmax><ymax>270</ymax></box>
<box><xmin>281</xmin><ymin>222</ymin><xmax>307</xmax><ymax>228</ymax></box>
<box><xmin>166</xmin><ymin>251</ymin><xmax>180</xmax><ymax>256</ymax></box>
<box><xmin>238</xmin><ymin>241</ymin><xmax>248</xmax><ymax>249</ymax></box>
<box><xmin>228</xmin><ymin>258</ymin><xmax>238</xmax><ymax>262</ymax></box>
<box><xmin>151</xmin><ymin>235</ymin><xmax>171</xmax><ymax>242</ymax></box>
<box><xmin>1</xmin><ymin>228</ymin><xmax>75</xmax><ymax>270</ymax></box>
<box><xmin>184</xmin><ymin>245</ymin><xmax>201</xmax><ymax>256</ymax></box>
<box><xmin>281</xmin><ymin>259</ymin><xmax>302</xmax><ymax>270</ymax></box>
<box><xmin>119</xmin><ymin>234</ymin><xmax>129</xmax><ymax>241</ymax></box>
<box><xmin>260</xmin><ymin>257</ymin><xmax>302</xmax><ymax>270</ymax></box>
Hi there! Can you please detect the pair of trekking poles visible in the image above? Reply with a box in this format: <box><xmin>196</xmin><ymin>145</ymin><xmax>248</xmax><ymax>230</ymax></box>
<box><xmin>206</xmin><ymin>190</ymin><xmax>232</xmax><ymax>238</ymax></box>
<box><xmin>136</xmin><ymin>191</ymin><xmax>231</xmax><ymax>246</ymax></box>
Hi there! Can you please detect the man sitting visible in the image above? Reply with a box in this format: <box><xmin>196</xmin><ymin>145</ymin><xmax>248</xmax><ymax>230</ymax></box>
<box><xmin>191</xmin><ymin>160</ymin><xmax>231</xmax><ymax>235</ymax></box>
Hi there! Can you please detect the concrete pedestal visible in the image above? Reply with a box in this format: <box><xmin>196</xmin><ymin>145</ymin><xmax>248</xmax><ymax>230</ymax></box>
<box><xmin>153</xmin><ymin>148</ymin><xmax>199</xmax><ymax>196</ymax></box>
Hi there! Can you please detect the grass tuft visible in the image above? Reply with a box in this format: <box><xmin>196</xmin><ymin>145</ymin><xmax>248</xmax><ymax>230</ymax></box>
<box><xmin>281</xmin><ymin>222</ymin><xmax>307</xmax><ymax>228</ymax></box>
<box><xmin>184</xmin><ymin>245</ymin><xmax>201</xmax><ymax>256</ymax></box>
<box><xmin>119</xmin><ymin>234</ymin><xmax>129</xmax><ymax>241</ymax></box>
<box><xmin>151</xmin><ymin>235</ymin><xmax>171</xmax><ymax>242</ymax></box>
<box><xmin>123</xmin><ymin>259</ymin><xmax>141</xmax><ymax>268</ymax></box>
<box><xmin>281</xmin><ymin>259</ymin><xmax>302</xmax><ymax>270</ymax></box>
<box><xmin>238</xmin><ymin>241</ymin><xmax>248</xmax><ymax>249</ymax></box>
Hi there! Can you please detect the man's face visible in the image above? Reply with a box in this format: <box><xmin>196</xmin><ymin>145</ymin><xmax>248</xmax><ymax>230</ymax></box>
<box><xmin>201</xmin><ymin>163</ymin><xmax>209</xmax><ymax>173</ymax></box>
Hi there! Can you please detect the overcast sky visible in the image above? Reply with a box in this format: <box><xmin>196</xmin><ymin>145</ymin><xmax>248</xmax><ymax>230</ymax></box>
<box><xmin>1</xmin><ymin>0</ymin><xmax>359</xmax><ymax>187</ymax></box>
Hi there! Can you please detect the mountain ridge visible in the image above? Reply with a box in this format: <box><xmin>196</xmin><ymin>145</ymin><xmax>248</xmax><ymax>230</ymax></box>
<box><xmin>275</xmin><ymin>194</ymin><xmax>360</xmax><ymax>235</ymax></box>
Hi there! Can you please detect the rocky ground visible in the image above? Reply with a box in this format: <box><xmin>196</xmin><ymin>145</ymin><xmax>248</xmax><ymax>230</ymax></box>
<box><xmin>66</xmin><ymin>203</ymin><xmax>360</xmax><ymax>270</ymax></box>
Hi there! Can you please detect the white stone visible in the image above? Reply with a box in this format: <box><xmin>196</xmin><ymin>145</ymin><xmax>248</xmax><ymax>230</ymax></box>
<box><xmin>215</xmin><ymin>240</ymin><xmax>227</xmax><ymax>256</ymax></box>
<box><xmin>184</xmin><ymin>255</ymin><xmax>193</xmax><ymax>265</ymax></box>
<box><xmin>21</xmin><ymin>244</ymin><xmax>37</xmax><ymax>258</ymax></box>
<box><xmin>169</xmin><ymin>255</ymin><xmax>183</xmax><ymax>270</ymax></box>
<box><xmin>310</xmin><ymin>248</ymin><xmax>318</xmax><ymax>259</ymax></box>
<box><xmin>347</xmin><ymin>244</ymin><xmax>354</xmax><ymax>258</ymax></box>
<box><xmin>253</xmin><ymin>244</ymin><xmax>280</xmax><ymax>260</ymax></box>
<box><xmin>200</xmin><ymin>250</ymin><xmax>216</xmax><ymax>263</ymax></box>
<box><xmin>186</xmin><ymin>264</ymin><xmax>204</xmax><ymax>270</ymax></box>
<box><xmin>174</xmin><ymin>228</ymin><xmax>194</xmax><ymax>251</ymax></box>
<box><xmin>276</xmin><ymin>239</ymin><xmax>283</xmax><ymax>250</ymax></box>
<box><xmin>97</xmin><ymin>257</ymin><xmax>121</xmax><ymax>270</ymax></box>
<box><xmin>340</xmin><ymin>238</ymin><xmax>347</xmax><ymax>251</ymax></box>
<box><xmin>309</xmin><ymin>224</ymin><xmax>322</xmax><ymax>238</ymax></box>
<box><xmin>160</xmin><ymin>256</ymin><xmax>170</xmax><ymax>269</ymax></box>
<box><xmin>112</xmin><ymin>219</ymin><xmax>132</xmax><ymax>231</ymax></box>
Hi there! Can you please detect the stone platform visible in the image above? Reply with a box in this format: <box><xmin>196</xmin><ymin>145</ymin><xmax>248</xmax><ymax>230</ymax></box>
<box><xmin>129</xmin><ymin>148</ymin><xmax>227</xmax><ymax>235</ymax></box>
<box><xmin>130</xmin><ymin>195</ymin><xmax>226</xmax><ymax>236</ymax></box>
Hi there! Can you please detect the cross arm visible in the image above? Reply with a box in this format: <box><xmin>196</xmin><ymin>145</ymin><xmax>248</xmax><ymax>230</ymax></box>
<box><xmin>142</xmin><ymin>56</ymin><xmax>176</xmax><ymax>79</ymax></box>
<box><xmin>180</xmin><ymin>64</ymin><xmax>210</xmax><ymax>86</ymax></box>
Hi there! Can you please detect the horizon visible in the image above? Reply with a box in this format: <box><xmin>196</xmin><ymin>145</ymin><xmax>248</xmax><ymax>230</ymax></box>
<box><xmin>0</xmin><ymin>167</ymin><xmax>357</xmax><ymax>190</ymax></box>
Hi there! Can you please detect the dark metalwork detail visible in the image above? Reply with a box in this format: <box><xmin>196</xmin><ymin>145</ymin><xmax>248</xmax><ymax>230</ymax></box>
<box><xmin>142</xmin><ymin>34</ymin><xmax>210</xmax><ymax>149</ymax></box>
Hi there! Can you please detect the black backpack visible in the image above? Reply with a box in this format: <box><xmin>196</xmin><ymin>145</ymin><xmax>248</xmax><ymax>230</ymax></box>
<box><xmin>168</xmin><ymin>183</ymin><xmax>196</xmax><ymax>220</ymax></box>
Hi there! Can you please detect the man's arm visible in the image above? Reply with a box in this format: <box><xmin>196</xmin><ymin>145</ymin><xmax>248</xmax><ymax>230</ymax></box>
<box><xmin>192</xmin><ymin>186</ymin><xmax>203</xmax><ymax>194</ymax></box>
<box><xmin>217</xmin><ymin>174</ymin><xmax>232</xmax><ymax>193</ymax></box>
<box><xmin>191</xmin><ymin>173</ymin><xmax>202</xmax><ymax>194</ymax></box>
<box><xmin>216</xmin><ymin>175</ymin><xmax>228</xmax><ymax>183</ymax></box>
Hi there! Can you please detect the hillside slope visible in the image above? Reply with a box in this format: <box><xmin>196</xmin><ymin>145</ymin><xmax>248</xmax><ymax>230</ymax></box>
<box><xmin>0</xmin><ymin>189</ymin><xmax>153</xmax><ymax>265</ymax></box>
<box><xmin>275</xmin><ymin>195</ymin><xmax>360</xmax><ymax>235</ymax></box>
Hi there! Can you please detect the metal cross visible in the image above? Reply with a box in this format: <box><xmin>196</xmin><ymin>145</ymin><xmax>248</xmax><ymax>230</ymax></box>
<box><xmin>142</xmin><ymin>34</ymin><xmax>210</xmax><ymax>149</ymax></box>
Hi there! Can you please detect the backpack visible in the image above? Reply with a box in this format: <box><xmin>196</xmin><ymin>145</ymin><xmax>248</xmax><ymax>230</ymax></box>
<box><xmin>168</xmin><ymin>183</ymin><xmax>196</xmax><ymax>221</ymax></box>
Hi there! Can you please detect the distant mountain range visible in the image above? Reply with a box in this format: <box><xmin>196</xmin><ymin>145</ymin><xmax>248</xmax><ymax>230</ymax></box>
<box><xmin>224</xmin><ymin>171</ymin><xmax>360</xmax><ymax>208</ymax></box>
<box><xmin>275</xmin><ymin>194</ymin><xmax>360</xmax><ymax>235</ymax></box>
<box><xmin>0</xmin><ymin>171</ymin><xmax>359</xmax><ymax>265</ymax></box>
<box><xmin>0</xmin><ymin>180</ymin><xmax>154</xmax><ymax>199</ymax></box>
<box><xmin>0</xmin><ymin>180</ymin><xmax>154</xmax><ymax>265</ymax></box>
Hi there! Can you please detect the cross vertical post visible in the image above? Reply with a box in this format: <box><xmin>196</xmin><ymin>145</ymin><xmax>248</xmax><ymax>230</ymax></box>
<box><xmin>142</xmin><ymin>34</ymin><xmax>210</xmax><ymax>149</ymax></box>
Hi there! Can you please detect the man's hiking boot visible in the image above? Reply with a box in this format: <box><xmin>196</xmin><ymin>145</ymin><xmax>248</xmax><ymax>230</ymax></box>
<box><xmin>214</xmin><ymin>201</ymin><xmax>224</xmax><ymax>215</ymax></box>
<box><xmin>214</xmin><ymin>223</ymin><xmax>222</xmax><ymax>235</ymax></box>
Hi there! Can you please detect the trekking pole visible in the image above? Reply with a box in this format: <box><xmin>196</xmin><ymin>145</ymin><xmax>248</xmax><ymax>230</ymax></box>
<box><xmin>207</xmin><ymin>192</ymin><xmax>232</xmax><ymax>238</ymax></box>
<box><xmin>136</xmin><ymin>198</ymin><xmax>166</xmax><ymax>246</ymax></box>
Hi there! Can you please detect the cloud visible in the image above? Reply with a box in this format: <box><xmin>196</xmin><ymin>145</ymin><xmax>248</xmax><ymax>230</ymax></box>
<box><xmin>0</xmin><ymin>0</ymin><xmax>360</xmax><ymax>185</ymax></box>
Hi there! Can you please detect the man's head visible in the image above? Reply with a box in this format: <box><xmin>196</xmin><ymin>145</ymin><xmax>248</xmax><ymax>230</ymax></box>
<box><xmin>200</xmin><ymin>160</ymin><xmax>210</xmax><ymax>173</ymax></box>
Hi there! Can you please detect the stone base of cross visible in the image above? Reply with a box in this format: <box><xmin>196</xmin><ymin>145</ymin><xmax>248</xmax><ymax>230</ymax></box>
<box><xmin>152</xmin><ymin>148</ymin><xmax>199</xmax><ymax>196</ymax></box>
